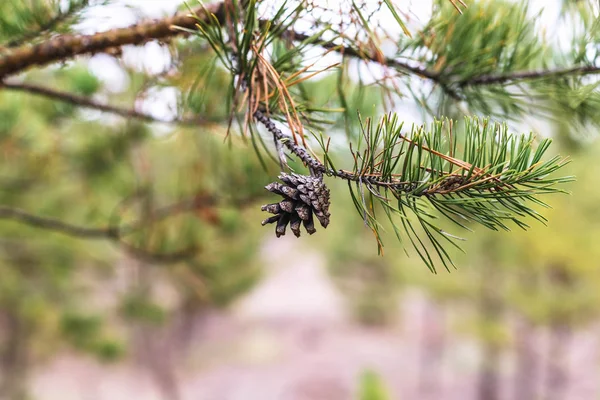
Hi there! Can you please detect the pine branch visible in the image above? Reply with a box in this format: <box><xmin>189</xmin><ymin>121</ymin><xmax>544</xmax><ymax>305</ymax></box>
<box><xmin>294</xmin><ymin>28</ymin><xmax>600</xmax><ymax>94</ymax></box>
<box><xmin>0</xmin><ymin>1</ymin><xmax>575</xmax><ymax>271</ymax></box>
<box><xmin>284</xmin><ymin>30</ymin><xmax>462</xmax><ymax>99</ymax></box>
<box><xmin>0</xmin><ymin>191</ymin><xmax>265</xmax><ymax>263</ymax></box>
<box><xmin>460</xmin><ymin>65</ymin><xmax>600</xmax><ymax>87</ymax></box>
<box><xmin>1</xmin><ymin>81</ymin><xmax>214</xmax><ymax>126</ymax></box>
<box><xmin>255</xmin><ymin>109</ymin><xmax>454</xmax><ymax>191</ymax></box>
<box><xmin>256</xmin><ymin>108</ymin><xmax>570</xmax><ymax>271</ymax></box>
<box><xmin>0</xmin><ymin>195</ymin><xmax>220</xmax><ymax>264</ymax></box>
<box><xmin>0</xmin><ymin>206</ymin><xmax>118</xmax><ymax>239</ymax></box>
<box><xmin>0</xmin><ymin>195</ymin><xmax>225</xmax><ymax>239</ymax></box>
<box><xmin>0</xmin><ymin>0</ymin><xmax>597</xmax><ymax>97</ymax></box>
<box><xmin>0</xmin><ymin>2</ymin><xmax>225</xmax><ymax>79</ymax></box>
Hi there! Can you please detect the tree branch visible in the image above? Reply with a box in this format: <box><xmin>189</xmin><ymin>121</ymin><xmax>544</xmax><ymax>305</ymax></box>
<box><xmin>0</xmin><ymin>2</ymin><xmax>224</xmax><ymax>79</ymax></box>
<box><xmin>283</xmin><ymin>30</ymin><xmax>463</xmax><ymax>99</ymax></box>
<box><xmin>0</xmin><ymin>206</ymin><xmax>117</xmax><ymax>239</ymax></box>
<box><xmin>254</xmin><ymin>109</ymin><xmax>426</xmax><ymax>191</ymax></box>
<box><xmin>0</xmin><ymin>192</ymin><xmax>265</xmax><ymax>264</ymax></box>
<box><xmin>460</xmin><ymin>65</ymin><xmax>600</xmax><ymax>86</ymax></box>
<box><xmin>0</xmin><ymin>195</ymin><xmax>220</xmax><ymax>264</ymax></box>
<box><xmin>1</xmin><ymin>81</ymin><xmax>214</xmax><ymax>126</ymax></box>
<box><xmin>1</xmin><ymin>0</ymin><xmax>597</xmax><ymax>96</ymax></box>
<box><xmin>285</xmin><ymin>32</ymin><xmax>600</xmax><ymax>93</ymax></box>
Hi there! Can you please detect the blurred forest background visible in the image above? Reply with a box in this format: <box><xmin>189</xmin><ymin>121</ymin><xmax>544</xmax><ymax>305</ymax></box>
<box><xmin>0</xmin><ymin>0</ymin><xmax>599</xmax><ymax>399</ymax></box>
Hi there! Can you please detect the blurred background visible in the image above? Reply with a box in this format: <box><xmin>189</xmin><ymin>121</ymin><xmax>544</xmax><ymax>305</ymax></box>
<box><xmin>1</xmin><ymin>0</ymin><xmax>600</xmax><ymax>399</ymax></box>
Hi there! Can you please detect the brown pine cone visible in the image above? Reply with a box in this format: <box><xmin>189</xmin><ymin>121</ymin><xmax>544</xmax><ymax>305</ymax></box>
<box><xmin>261</xmin><ymin>173</ymin><xmax>331</xmax><ymax>237</ymax></box>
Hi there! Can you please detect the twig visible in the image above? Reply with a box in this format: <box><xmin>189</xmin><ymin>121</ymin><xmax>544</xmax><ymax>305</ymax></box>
<box><xmin>0</xmin><ymin>191</ymin><xmax>264</xmax><ymax>263</ymax></box>
<box><xmin>282</xmin><ymin>30</ymin><xmax>462</xmax><ymax>100</ymax></box>
<box><xmin>1</xmin><ymin>81</ymin><xmax>214</xmax><ymax>126</ymax></box>
<box><xmin>460</xmin><ymin>65</ymin><xmax>600</xmax><ymax>86</ymax></box>
<box><xmin>0</xmin><ymin>195</ymin><xmax>219</xmax><ymax>264</ymax></box>
<box><xmin>253</xmin><ymin>109</ymin><xmax>323</xmax><ymax>173</ymax></box>
<box><xmin>254</xmin><ymin>109</ymin><xmax>431</xmax><ymax>192</ymax></box>
<box><xmin>0</xmin><ymin>206</ymin><xmax>117</xmax><ymax>238</ymax></box>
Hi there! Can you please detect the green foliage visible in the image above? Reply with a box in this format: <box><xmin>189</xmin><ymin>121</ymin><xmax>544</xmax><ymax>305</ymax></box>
<box><xmin>60</xmin><ymin>312</ymin><xmax>125</xmax><ymax>362</ymax></box>
<box><xmin>63</xmin><ymin>67</ymin><xmax>102</xmax><ymax>96</ymax></box>
<box><xmin>0</xmin><ymin>42</ymin><xmax>268</xmax><ymax>396</ymax></box>
<box><xmin>120</xmin><ymin>295</ymin><xmax>167</xmax><ymax>325</ymax></box>
<box><xmin>176</xmin><ymin>1</ymin><xmax>573</xmax><ymax>271</ymax></box>
<box><xmin>358</xmin><ymin>370</ymin><xmax>391</xmax><ymax>400</ymax></box>
<box><xmin>0</xmin><ymin>0</ymin><xmax>92</xmax><ymax>46</ymax></box>
<box><xmin>331</xmin><ymin>114</ymin><xmax>570</xmax><ymax>271</ymax></box>
<box><xmin>417</xmin><ymin>0</ymin><xmax>543</xmax><ymax>82</ymax></box>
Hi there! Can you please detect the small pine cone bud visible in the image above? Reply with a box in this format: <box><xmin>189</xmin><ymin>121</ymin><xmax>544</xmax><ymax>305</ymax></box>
<box><xmin>260</xmin><ymin>172</ymin><xmax>330</xmax><ymax>237</ymax></box>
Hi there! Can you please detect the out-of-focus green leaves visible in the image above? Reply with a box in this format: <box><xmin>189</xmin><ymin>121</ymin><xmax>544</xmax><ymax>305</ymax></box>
<box><xmin>119</xmin><ymin>295</ymin><xmax>167</xmax><ymax>325</ymax></box>
<box><xmin>358</xmin><ymin>370</ymin><xmax>392</xmax><ymax>400</ymax></box>
<box><xmin>60</xmin><ymin>311</ymin><xmax>126</xmax><ymax>362</ymax></box>
<box><xmin>414</xmin><ymin>0</ymin><xmax>543</xmax><ymax>82</ymax></box>
<box><xmin>0</xmin><ymin>44</ymin><xmax>270</xmax><ymax>389</ymax></box>
<box><xmin>0</xmin><ymin>0</ymin><xmax>92</xmax><ymax>47</ymax></box>
<box><xmin>63</xmin><ymin>67</ymin><xmax>102</xmax><ymax>96</ymax></box>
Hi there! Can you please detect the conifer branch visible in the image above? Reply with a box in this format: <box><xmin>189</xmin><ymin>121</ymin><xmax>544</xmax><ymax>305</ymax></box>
<box><xmin>0</xmin><ymin>196</ymin><xmax>223</xmax><ymax>239</ymax></box>
<box><xmin>0</xmin><ymin>195</ymin><xmax>222</xmax><ymax>264</ymax></box>
<box><xmin>0</xmin><ymin>206</ymin><xmax>119</xmax><ymax>239</ymax></box>
<box><xmin>256</xmin><ymin>108</ymin><xmax>570</xmax><ymax>271</ymax></box>
<box><xmin>0</xmin><ymin>0</ymin><xmax>597</xmax><ymax>98</ymax></box>
<box><xmin>1</xmin><ymin>81</ymin><xmax>214</xmax><ymax>126</ymax></box>
<box><xmin>0</xmin><ymin>2</ymin><xmax>224</xmax><ymax>79</ymax></box>
<box><xmin>460</xmin><ymin>65</ymin><xmax>600</xmax><ymax>87</ymax></box>
<box><xmin>0</xmin><ymin>0</ymin><xmax>576</xmax><ymax>271</ymax></box>
<box><xmin>285</xmin><ymin>30</ymin><xmax>459</xmax><ymax>98</ymax></box>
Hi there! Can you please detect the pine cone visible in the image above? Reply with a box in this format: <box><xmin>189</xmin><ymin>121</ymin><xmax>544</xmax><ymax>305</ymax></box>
<box><xmin>261</xmin><ymin>173</ymin><xmax>331</xmax><ymax>237</ymax></box>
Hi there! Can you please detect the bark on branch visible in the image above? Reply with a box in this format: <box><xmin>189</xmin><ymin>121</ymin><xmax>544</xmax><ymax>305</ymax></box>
<box><xmin>0</xmin><ymin>2</ymin><xmax>224</xmax><ymax>79</ymax></box>
<box><xmin>2</xmin><ymin>81</ymin><xmax>214</xmax><ymax>126</ymax></box>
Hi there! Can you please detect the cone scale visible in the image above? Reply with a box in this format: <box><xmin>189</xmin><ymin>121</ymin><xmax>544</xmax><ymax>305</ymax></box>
<box><xmin>261</xmin><ymin>173</ymin><xmax>331</xmax><ymax>237</ymax></box>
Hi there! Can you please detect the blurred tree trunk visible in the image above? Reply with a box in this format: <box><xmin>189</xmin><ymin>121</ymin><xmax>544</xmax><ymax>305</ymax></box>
<box><xmin>129</xmin><ymin>260</ymin><xmax>182</xmax><ymax>400</ymax></box>
<box><xmin>513</xmin><ymin>269</ymin><xmax>541</xmax><ymax>400</ymax></box>
<box><xmin>477</xmin><ymin>259</ymin><xmax>503</xmax><ymax>400</ymax></box>
<box><xmin>544</xmin><ymin>323</ymin><xmax>572</xmax><ymax>400</ymax></box>
<box><xmin>513</xmin><ymin>317</ymin><xmax>539</xmax><ymax>400</ymax></box>
<box><xmin>544</xmin><ymin>265</ymin><xmax>574</xmax><ymax>400</ymax></box>
<box><xmin>0</xmin><ymin>310</ymin><xmax>30</xmax><ymax>400</ymax></box>
<box><xmin>136</xmin><ymin>326</ymin><xmax>182</xmax><ymax>400</ymax></box>
<box><xmin>417</xmin><ymin>301</ymin><xmax>446</xmax><ymax>399</ymax></box>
